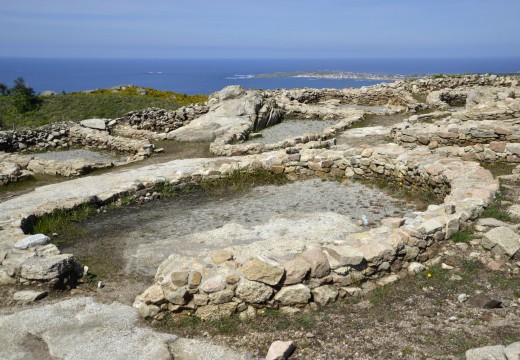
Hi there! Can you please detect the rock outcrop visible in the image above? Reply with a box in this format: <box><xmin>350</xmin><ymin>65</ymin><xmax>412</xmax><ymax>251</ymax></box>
<box><xmin>167</xmin><ymin>86</ymin><xmax>282</xmax><ymax>144</ymax></box>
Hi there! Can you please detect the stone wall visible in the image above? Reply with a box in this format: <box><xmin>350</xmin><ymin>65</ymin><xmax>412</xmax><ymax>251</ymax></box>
<box><xmin>0</xmin><ymin>123</ymin><xmax>155</xmax><ymax>186</ymax></box>
<box><xmin>398</xmin><ymin>74</ymin><xmax>519</xmax><ymax>93</ymax></box>
<box><xmin>0</xmin><ymin>123</ymin><xmax>71</xmax><ymax>152</ymax></box>
<box><xmin>131</xmin><ymin>145</ymin><xmax>497</xmax><ymax>320</ymax></box>
<box><xmin>392</xmin><ymin>119</ymin><xmax>520</xmax><ymax>149</ymax></box>
<box><xmin>0</xmin><ymin>152</ymin><xmax>116</xmax><ymax>186</ymax></box>
<box><xmin>0</xmin><ymin>145</ymin><xmax>498</xmax><ymax>301</ymax></box>
<box><xmin>209</xmin><ymin>111</ymin><xmax>364</xmax><ymax>156</ymax></box>
<box><xmin>111</xmin><ymin>105</ymin><xmax>209</xmax><ymax>138</ymax></box>
<box><xmin>0</xmin><ymin>123</ymin><xmax>153</xmax><ymax>157</ymax></box>
<box><xmin>425</xmin><ymin>86</ymin><xmax>520</xmax><ymax>114</ymax></box>
<box><xmin>435</xmin><ymin>142</ymin><xmax>520</xmax><ymax>163</ymax></box>
<box><xmin>266</xmin><ymin>85</ymin><xmax>420</xmax><ymax>109</ymax></box>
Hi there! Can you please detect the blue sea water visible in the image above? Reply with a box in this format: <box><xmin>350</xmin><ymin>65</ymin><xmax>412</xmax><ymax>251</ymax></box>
<box><xmin>0</xmin><ymin>57</ymin><xmax>519</xmax><ymax>95</ymax></box>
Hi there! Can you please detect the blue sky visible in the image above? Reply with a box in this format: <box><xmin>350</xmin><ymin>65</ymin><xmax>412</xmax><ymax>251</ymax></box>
<box><xmin>1</xmin><ymin>0</ymin><xmax>519</xmax><ymax>58</ymax></box>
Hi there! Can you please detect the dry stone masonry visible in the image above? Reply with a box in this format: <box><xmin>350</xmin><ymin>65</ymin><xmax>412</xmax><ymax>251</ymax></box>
<box><xmin>0</xmin><ymin>121</ymin><xmax>154</xmax><ymax>186</ymax></box>
<box><xmin>1</xmin><ymin>73</ymin><xmax>519</xmax><ymax>326</ymax></box>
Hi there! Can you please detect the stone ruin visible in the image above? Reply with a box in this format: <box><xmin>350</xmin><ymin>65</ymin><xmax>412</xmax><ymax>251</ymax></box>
<box><xmin>0</xmin><ymin>73</ymin><xmax>519</xmax><ymax>358</ymax></box>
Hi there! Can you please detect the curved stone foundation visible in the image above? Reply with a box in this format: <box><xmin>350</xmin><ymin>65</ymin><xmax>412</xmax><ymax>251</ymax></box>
<box><xmin>0</xmin><ymin>143</ymin><xmax>498</xmax><ymax>318</ymax></box>
<box><xmin>0</xmin><ymin>123</ymin><xmax>154</xmax><ymax>186</ymax></box>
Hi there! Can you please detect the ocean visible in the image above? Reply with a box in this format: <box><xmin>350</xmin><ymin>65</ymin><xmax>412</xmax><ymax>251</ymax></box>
<box><xmin>0</xmin><ymin>57</ymin><xmax>519</xmax><ymax>95</ymax></box>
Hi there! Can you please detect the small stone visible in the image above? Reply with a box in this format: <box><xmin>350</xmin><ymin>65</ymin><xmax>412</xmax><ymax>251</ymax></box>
<box><xmin>193</xmin><ymin>293</ymin><xmax>209</xmax><ymax>306</ymax></box>
<box><xmin>306</xmin><ymin>332</ymin><xmax>315</xmax><ymax>338</ymax></box>
<box><xmin>312</xmin><ymin>285</ymin><xmax>338</xmax><ymax>306</ymax></box>
<box><xmin>209</xmin><ymin>249</ymin><xmax>234</xmax><ymax>264</ymax></box>
<box><xmin>235</xmin><ymin>279</ymin><xmax>273</xmax><ymax>304</ymax></box>
<box><xmin>408</xmin><ymin>262</ymin><xmax>426</xmax><ymax>274</ymax></box>
<box><xmin>13</xmin><ymin>290</ymin><xmax>48</xmax><ymax>302</ymax></box>
<box><xmin>225</xmin><ymin>273</ymin><xmax>240</xmax><ymax>285</ymax></box>
<box><xmin>164</xmin><ymin>287</ymin><xmax>190</xmax><ymax>305</ymax></box>
<box><xmin>342</xmin><ymin>287</ymin><xmax>362</xmax><ymax>298</ymax></box>
<box><xmin>266</xmin><ymin>340</ymin><xmax>297</xmax><ymax>360</ymax></box>
<box><xmin>321</xmin><ymin>245</ymin><xmax>364</xmax><ymax>267</ymax></box>
<box><xmin>20</xmin><ymin>254</ymin><xmax>76</xmax><ymax>281</ymax></box>
<box><xmin>188</xmin><ymin>271</ymin><xmax>202</xmax><ymax>288</ymax></box>
<box><xmin>80</xmin><ymin>118</ymin><xmax>106</xmax><ymax>130</ymax></box>
<box><xmin>448</xmin><ymin>316</ymin><xmax>457</xmax><ymax>321</ymax></box>
<box><xmin>170</xmin><ymin>271</ymin><xmax>189</xmax><ymax>289</ymax></box>
<box><xmin>239</xmin><ymin>306</ymin><xmax>257</xmax><ymax>321</ymax></box>
<box><xmin>138</xmin><ymin>304</ymin><xmax>160</xmax><ymax>319</ymax></box>
<box><xmin>301</xmin><ymin>249</ymin><xmax>331</xmax><ymax>278</ymax></box>
<box><xmin>195</xmin><ymin>303</ymin><xmax>238</xmax><ymax>321</ymax></box>
<box><xmin>279</xmin><ymin>306</ymin><xmax>301</xmax><ymax>316</ymax></box>
<box><xmin>380</xmin><ymin>217</ymin><xmax>405</xmax><ymax>228</ymax></box>
<box><xmin>14</xmin><ymin>234</ymin><xmax>50</xmax><ymax>250</ymax></box>
<box><xmin>376</xmin><ymin>274</ymin><xmax>400</xmax><ymax>286</ymax></box>
<box><xmin>458</xmin><ymin>294</ymin><xmax>469</xmax><ymax>303</ymax></box>
<box><xmin>418</xmin><ymin>218</ymin><xmax>443</xmax><ymax>234</ymax></box>
<box><xmin>141</xmin><ymin>285</ymin><xmax>165</xmax><ymax>305</ymax></box>
<box><xmin>208</xmin><ymin>289</ymin><xmax>235</xmax><ymax>304</ymax></box>
<box><xmin>283</xmin><ymin>257</ymin><xmax>311</xmax><ymax>285</ymax></box>
<box><xmin>441</xmin><ymin>263</ymin><xmax>454</xmax><ymax>270</ymax></box>
<box><xmin>240</xmin><ymin>256</ymin><xmax>285</xmax><ymax>286</ymax></box>
<box><xmin>275</xmin><ymin>284</ymin><xmax>311</xmax><ymax>306</ymax></box>
<box><xmin>200</xmin><ymin>275</ymin><xmax>226</xmax><ymax>293</ymax></box>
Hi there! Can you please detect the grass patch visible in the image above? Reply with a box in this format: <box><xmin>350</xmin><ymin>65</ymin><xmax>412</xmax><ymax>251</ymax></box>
<box><xmin>209</xmin><ymin>316</ymin><xmax>241</xmax><ymax>335</ymax></box>
<box><xmin>357</xmin><ymin>177</ymin><xmax>444</xmax><ymax>211</ymax></box>
<box><xmin>31</xmin><ymin>203</ymin><xmax>97</xmax><ymax>241</ymax></box>
<box><xmin>149</xmin><ymin>168</ymin><xmax>288</xmax><ymax>200</ymax></box>
<box><xmin>200</xmin><ymin>168</ymin><xmax>288</xmax><ymax>195</ymax></box>
<box><xmin>482</xmin><ymin>204</ymin><xmax>511</xmax><ymax>222</ymax></box>
<box><xmin>450</xmin><ymin>228</ymin><xmax>474</xmax><ymax>243</ymax></box>
<box><xmin>401</xmin><ymin>347</ymin><xmax>414</xmax><ymax>356</ymax></box>
<box><xmin>0</xmin><ymin>88</ymin><xmax>207</xmax><ymax>130</ymax></box>
<box><xmin>461</xmin><ymin>259</ymin><xmax>480</xmax><ymax>273</ymax></box>
<box><xmin>369</xmin><ymin>286</ymin><xmax>395</xmax><ymax>305</ymax></box>
<box><xmin>295</xmin><ymin>314</ymin><xmax>316</xmax><ymax>329</ymax></box>
<box><xmin>481</xmin><ymin>162</ymin><xmax>515</xmax><ymax>178</ymax></box>
<box><xmin>411</xmin><ymin>93</ymin><xmax>427</xmax><ymax>103</ymax></box>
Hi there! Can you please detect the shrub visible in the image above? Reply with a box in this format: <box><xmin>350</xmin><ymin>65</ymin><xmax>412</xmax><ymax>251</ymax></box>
<box><xmin>10</xmin><ymin>77</ymin><xmax>40</xmax><ymax>113</ymax></box>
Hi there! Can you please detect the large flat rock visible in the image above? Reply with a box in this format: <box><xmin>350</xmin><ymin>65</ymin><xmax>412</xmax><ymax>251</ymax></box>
<box><xmin>0</xmin><ymin>297</ymin><xmax>246</xmax><ymax>360</ymax></box>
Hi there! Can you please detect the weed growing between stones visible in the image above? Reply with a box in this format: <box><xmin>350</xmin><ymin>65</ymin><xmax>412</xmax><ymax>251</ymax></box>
<box><xmin>451</xmin><ymin>228</ymin><xmax>474</xmax><ymax>244</ymax></box>
<box><xmin>481</xmin><ymin>189</ymin><xmax>512</xmax><ymax>222</ymax></box>
<box><xmin>482</xmin><ymin>162</ymin><xmax>516</xmax><ymax>178</ymax></box>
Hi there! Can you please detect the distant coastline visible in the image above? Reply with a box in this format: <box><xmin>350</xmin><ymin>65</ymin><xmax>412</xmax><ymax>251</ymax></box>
<box><xmin>253</xmin><ymin>71</ymin><xmax>408</xmax><ymax>81</ymax></box>
<box><xmin>1</xmin><ymin>57</ymin><xmax>519</xmax><ymax>94</ymax></box>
